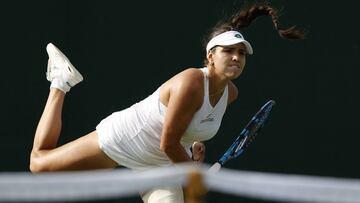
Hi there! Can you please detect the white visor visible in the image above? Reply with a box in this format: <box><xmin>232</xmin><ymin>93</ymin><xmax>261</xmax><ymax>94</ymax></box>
<box><xmin>206</xmin><ymin>31</ymin><xmax>253</xmax><ymax>55</ymax></box>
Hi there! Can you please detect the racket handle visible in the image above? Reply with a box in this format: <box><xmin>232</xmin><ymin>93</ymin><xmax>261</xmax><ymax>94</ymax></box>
<box><xmin>208</xmin><ymin>162</ymin><xmax>222</xmax><ymax>173</ymax></box>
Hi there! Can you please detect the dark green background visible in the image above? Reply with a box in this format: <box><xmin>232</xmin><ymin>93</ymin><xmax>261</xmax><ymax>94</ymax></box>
<box><xmin>0</xmin><ymin>0</ymin><xmax>359</xmax><ymax>202</ymax></box>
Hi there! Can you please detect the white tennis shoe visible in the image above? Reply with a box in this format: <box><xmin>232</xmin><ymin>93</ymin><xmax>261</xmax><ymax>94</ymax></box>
<box><xmin>46</xmin><ymin>43</ymin><xmax>83</xmax><ymax>92</ymax></box>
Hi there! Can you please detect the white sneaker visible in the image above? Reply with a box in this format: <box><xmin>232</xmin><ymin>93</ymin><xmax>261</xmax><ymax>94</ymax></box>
<box><xmin>46</xmin><ymin>43</ymin><xmax>83</xmax><ymax>91</ymax></box>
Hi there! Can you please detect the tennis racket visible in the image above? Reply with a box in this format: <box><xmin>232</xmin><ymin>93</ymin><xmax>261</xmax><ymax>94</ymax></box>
<box><xmin>208</xmin><ymin>100</ymin><xmax>276</xmax><ymax>173</ymax></box>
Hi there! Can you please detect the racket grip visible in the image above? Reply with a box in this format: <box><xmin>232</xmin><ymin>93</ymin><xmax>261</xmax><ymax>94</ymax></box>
<box><xmin>208</xmin><ymin>162</ymin><xmax>222</xmax><ymax>173</ymax></box>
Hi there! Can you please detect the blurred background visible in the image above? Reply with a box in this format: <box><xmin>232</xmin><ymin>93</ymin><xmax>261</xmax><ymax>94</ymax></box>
<box><xmin>0</xmin><ymin>0</ymin><xmax>359</xmax><ymax>202</ymax></box>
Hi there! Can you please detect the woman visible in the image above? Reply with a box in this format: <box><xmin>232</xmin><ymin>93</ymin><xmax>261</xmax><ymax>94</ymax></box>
<box><xmin>30</xmin><ymin>2</ymin><xmax>304</xmax><ymax>203</ymax></box>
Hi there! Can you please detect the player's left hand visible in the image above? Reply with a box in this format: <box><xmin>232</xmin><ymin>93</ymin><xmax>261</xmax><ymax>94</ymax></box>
<box><xmin>191</xmin><ymin>142</ymin><xmax>205</xmax><ymax>162</ymax></box>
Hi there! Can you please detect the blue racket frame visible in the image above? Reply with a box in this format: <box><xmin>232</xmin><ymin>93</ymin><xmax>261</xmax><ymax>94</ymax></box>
<box><xmin>217</xmin><ymin>100</ymin><xmax>276</xmax><ymax>166</ymax></box>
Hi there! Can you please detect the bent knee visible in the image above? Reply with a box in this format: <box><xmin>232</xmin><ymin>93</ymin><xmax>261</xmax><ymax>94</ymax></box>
<box><xmin>30</xmin><ymin>150</ymin><xmax>51</xmax><ymax>173</ymax></box>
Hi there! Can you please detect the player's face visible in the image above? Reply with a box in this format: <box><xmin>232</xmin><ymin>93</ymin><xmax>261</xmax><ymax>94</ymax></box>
<box><xmin>208</xmin><ymin>43</ymin><xmax>247</xmax><ymax>80</ymax></box>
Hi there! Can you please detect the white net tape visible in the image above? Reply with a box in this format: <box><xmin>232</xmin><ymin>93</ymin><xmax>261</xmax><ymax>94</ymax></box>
<box><xmin>0</xmin><ymin>166</ymin><xmax>189</xmax><ymax>202</ymax></box>
<box><xmin>1</xmin><ymin>164</ymin><xmax>360</xmax><ymax>203</ymax></box>
<box><xmin>206</xmin><ymin>167</ymin><xmax>360</xmax><ymax>203</ymax></box>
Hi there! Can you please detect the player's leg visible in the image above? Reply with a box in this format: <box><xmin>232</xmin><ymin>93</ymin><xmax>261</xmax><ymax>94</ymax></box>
<box><xmin>30</xmin><ymin>130</ymin><xmax>117</xmax><ymax>172</ymax></box>
<box><xmin>30</xmin><ymin>43</ymin><xmax>117</xmax><ymax>171</ymax></box>
<box><xmin>142</xmin><ymin>185</ymin><xmax>184</xmax><ymax>203</ymax></box>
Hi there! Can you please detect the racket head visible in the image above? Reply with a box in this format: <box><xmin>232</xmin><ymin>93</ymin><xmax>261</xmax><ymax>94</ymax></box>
<box><xmin>218</xmin><ymin>100</ymin><xmax>276</xmax><ymax>165</ymax></box>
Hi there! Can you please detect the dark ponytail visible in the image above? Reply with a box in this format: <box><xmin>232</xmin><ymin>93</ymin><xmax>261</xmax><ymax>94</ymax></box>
<box><xmin>203</xmin><ymin>2</ymin><xmax>305</xmax><ymax>65</ymax></box>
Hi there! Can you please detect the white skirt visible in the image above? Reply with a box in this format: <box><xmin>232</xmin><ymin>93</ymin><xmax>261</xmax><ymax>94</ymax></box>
<box><xmin>96</xmin><ymin>107</ymin><xmax>172</xmax><ymax>170</ymax></box>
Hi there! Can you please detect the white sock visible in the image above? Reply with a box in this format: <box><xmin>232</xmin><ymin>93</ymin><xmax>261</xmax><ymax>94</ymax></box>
<box><xmin>50</xmin><ymin>78</ymin><xmax>71</xmax><ymax>93</ymax></box>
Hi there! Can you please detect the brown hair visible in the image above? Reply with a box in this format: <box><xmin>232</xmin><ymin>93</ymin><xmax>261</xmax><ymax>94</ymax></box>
<box><xmin>203</xmin><ymin>2</ymin><xmax>305</xmax><ymax>65</ymax></box>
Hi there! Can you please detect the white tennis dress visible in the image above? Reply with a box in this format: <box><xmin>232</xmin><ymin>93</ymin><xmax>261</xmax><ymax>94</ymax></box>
<box><xmin>96</xmin><ymin>67</ymin><xmax>228</xmax><ymax>170</ymax></box>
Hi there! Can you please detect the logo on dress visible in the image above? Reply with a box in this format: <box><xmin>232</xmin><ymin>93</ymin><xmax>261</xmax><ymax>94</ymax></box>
<box><xmin>200</xmin><ymin>113</ymin><xmax>214</xmax><ymax>124</ymax></box>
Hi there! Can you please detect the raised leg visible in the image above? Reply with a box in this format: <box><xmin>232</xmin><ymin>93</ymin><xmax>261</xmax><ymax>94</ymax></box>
<box><xmin>30</xmin><ymin>43</ymin><xmax>118</xmax><ymax>172</ymax></box>
<box><xmin>32</xmin><ymin>88</ymin><xmax>65</xmax><ymax>151</ymax></box>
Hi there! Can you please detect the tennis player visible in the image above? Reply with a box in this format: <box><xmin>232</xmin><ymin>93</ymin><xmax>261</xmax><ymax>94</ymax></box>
<box><xmin>30</xmin><ymin>3</ymin><xmax>303</xmax><ymax>203</ymax></box>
